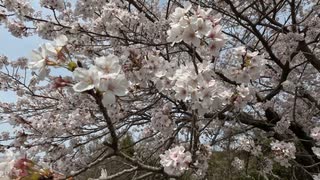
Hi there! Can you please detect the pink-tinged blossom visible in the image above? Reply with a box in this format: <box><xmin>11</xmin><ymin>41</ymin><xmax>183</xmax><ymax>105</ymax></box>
<box><xmin>207</xmin><ymin>25</ymin><xmax>224</xmax><ymax>40</ymax></box>
<box><xmin>6</xmin><ymin>21</ymin><xmax>27</xmax><ymax>38</ymax></box>
<box><xmin>13</xmin><ymin>158</ymin><xmax>33</xmax><ymax>177</ymax></box>
<box><xmin>28</xmin><ymin>35</ymin><xmax>69</xmax><ymax>80</ymax></box>
<box><xmin>196</xmin><ymin>6</ymin><xmax>212</xmax><ymax>18</ymax></box>
<box><xmin>160</xmin><ymin>146</ymin><xmax>192</xmax><ymax>175</ymax></box>
<box><xmin>208</xmin><ymin>38</ymin><xmax>226</xmax><ymax>55</ymax></box>
<box><xmin>54</xmin><ymin>35</ymin><xmax>68</xmax><ymax>47</ymax></box>
<box><xmin>41</xmin><ymin>35</ymin><xmax>69</xmax><ymax>63</ymax></box>
<box><xmin>274</xmin><ymin>117</ymin><xmax>291</xmax><ymax>134</ymax></box>
<box><xmin>45</xmin><ymin>35</ymin><xmax>68</xmax><ymax>58</ymax></box>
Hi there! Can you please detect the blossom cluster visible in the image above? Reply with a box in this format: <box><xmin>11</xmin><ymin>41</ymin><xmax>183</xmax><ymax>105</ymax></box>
<box><xmin>160</xmin><ymin>61</ymin><xmax>232</xmax><ymax>114</ymax></box>
<box><xmin>40</xmin><ymin>0</ymin><xmax>65</xmax><ymax>11</ymax></box>
<box><xmin>160</xmin><ymin>146</ymin><xmax>192</xmax><ymax>175</ymax></box>
<box><xmin>231</xmin><ymin>157</ymin><xmax>245</xmax><ymax>170</ymax></box>
<box><xmin>28</xmin><ymin>35</ymin><xmax>129</xmax><ymax>106</ymax></box>
<box><xmin>73</xmin><ymin>54</ymin><xmax>129</xmax><ymax>106</ymax></box>
<box><xmin>1</xmin><ymin>0</ymin><xmax>34</xmax><ymax>16</ymax></box>
<box><xmin>226</xmin><ymin>46</ymin><xmax>266</xmax><ymax>84</ymax></box>
<box><xmin>28</xmin><ymin>35</ymin><xmax>69</xmax><ymax>80</ymax></box>
<box><xmin>0</xmin><ymin>150</ymin><xmax>59</xmax><ymax>180</ymax></box>
<box><xmin>167</xmin><ymin>3</ymin><xmax>226</xmax><ymax>55</ymax></box>
<box><xmin>238</xmin><ymin>136</ymin><xmax>262</xmax><ymax>156</ymax></box>
<box><xmin>233</xmin><ymin>84</ymin><xmax>254</xmax><ymax>108</ymax></box>
<box><xmin>151</xmin><ymin>103</ymin><xmax>175</xmax><ymax>136</ymax></box>
<box><xmin>270</xmin><ymin>140</ymin><xmax>296</xmax><ymax>167</ymax></box>
<box><xmin>274</xmin><ymin>117</ymin><xmax>291</xmax><ymax>134</ymax></box>
<box><xmin>126</xmin><ymin>53</ymin><xmax>233</xmax><ymax>114</ymax></box>
<box><xmin>192</xmin><ymin>145</ymin><xmax>212</xmax><ymax>178</ymax></box>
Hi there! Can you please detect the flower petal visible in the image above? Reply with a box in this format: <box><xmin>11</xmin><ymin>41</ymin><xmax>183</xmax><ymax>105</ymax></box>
<box><xmin>55</xmin><ymin>35</ymin><xmax>68</xmax><ymax>46</ymax></box>
<box><xmin>73</xmin><ymin>81</ymin><xmax>94</xmax><ymax>92</ymax></box>
<box><xmin>102</xmin><ymin>93</ymin><xmax>116</xmax><ymax>106</ymax></box>
<box><xmin>73</xmin><ymin>68</ymin><xmax>88</xmax><ymax>81</ymax></box>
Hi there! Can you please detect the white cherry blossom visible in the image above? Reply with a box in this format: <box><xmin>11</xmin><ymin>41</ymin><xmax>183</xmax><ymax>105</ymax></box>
<box><xmin>182</xmin><ymin>26</ymin><xmax>201</xmax><ymax>47</ymax></box>
<box><xmin>0</xmin><ymin>150</ymin><xmax>15</xmax><ymax>178</ymax></box>
<box><xmin>311</xmin><ymin>127</ymin><xmax>320</xmax><ymax>143</ymax></box>
<box><xmin>312</xmin><ymin>147</ymin><xmax>320</xmax><ymax>158</ymax></box>
<box><xmin>54</xmin><ymin>35</ymin><xmax>68</xmax><ymax>47</ymax></box>
<box><xmin>94</xmin><ymin>54</ymin><xmax>121</xmax><ymax>74</ymax></box>
<box><xmin>73</xmin><ymin>66</ymin><xmax>101</xmax><ymax>92</ymax></box>
<box><xmin>170</xmin><ymin>2</ymin><xmax>192</xmax><ymax>23</ymax></box>
<box><xmin>28</xmin><ymin>44</ymin><xmax>53</xmax><ymax>80</ymax></box>
<box><xmin>100</xmin><ymin>73</ymin><xmax>128</xmax><ymax>105</ymax></box>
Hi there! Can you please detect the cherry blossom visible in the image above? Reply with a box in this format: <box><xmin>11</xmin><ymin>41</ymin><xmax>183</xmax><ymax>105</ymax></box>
<box><xmin>311</xmin><ymin>127</ymin><xmax>320</xmax><ymax>143</ymax></box>
<box><xmin>231</xmin><ymin>157</ymin><xmax>244</xmax><ymax>170</ymax></box>
<box><xmin>45</xmin><ymin>35</ymin><xmax>68</xmax><ymax>61</ymax></box>
<box><xmin>40</xmin><ymin>0</ymin><xmax>64</xmax><ymax>11</ymax></box>
<box><xmin>0</xmin><ymin>150</ymin><xmax>15</xmax><ymax>178</ymax></box>
<box><xmin>89</xmin><ymin>169</ymin><xmax>108</xmax><ymax>180</ymax></box>
<box><xmin>1</xmin><ymin>0</ymin><xmax>320</xmax><ymax>179</ymax></box>
<box><xmin>271</xmin><ymin>141</ymin><xmax>296</xmax><ymax>167</ymax></box>
<box><xmin>94</xmin><ymin>55</ymin><xmax>121</xmax><ymax>74</ymax></box>
<box><xmin>28</xmin><ymin>44</ymin><xmax>53</xmax><ymax>80</ymax></box>
<box><xmin>312</xmin><ymin>147</ymin><xmax>320</xmax><ymax>159</ymax></box>
<box><xmin>160</xmin><ymin>146</ymin><xmax>192</xmax><ymax>175</ymax></box>
<box><xmin>314</xmin><ymin>174</ymin><xmax>320</xmax><ymax>180</ymax></box>
<box><xmin>72</xmin><ymin>66</ymin><xmax>101</xmax><ymax>92</ymax></box>
<box><xmin>100</xmin><ymin>73</ymin><xmax>128</xmax><ymax>105</ymax></box>
<box><xmin>167</xmin><ymin>3</ymin><xmax>225</xmax><ymax>50</ymax></box>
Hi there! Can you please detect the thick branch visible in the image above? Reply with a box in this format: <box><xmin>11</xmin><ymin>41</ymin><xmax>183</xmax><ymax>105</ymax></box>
<box><xmin>298</xmin><ymin>40</ymin><xmax>320</xmax><ymax>73</ymax></box>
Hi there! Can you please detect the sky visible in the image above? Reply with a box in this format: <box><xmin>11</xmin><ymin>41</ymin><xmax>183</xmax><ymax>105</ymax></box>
<box><xmin>0</xmin><ymin>25</ymin><xmax>45</xmax><ymax>103</ymax></box>
<box><xmin>0</xmin><ymin>1</ymin><xmax>42</xmax><ymax>59</ymax></box>
<box><xmin>0</xmin><ymin>1</ymin><xmax>73</xmax><ymax>136</ymax></box>
<box><xmin>0</xmin><ymin>24</ymin><xmax>45</xmax><ymax>135</ymax></box>
<box><xmin>0</xmin><ymin>0</ymin><xmax>45</xmax><ymax>103</ymax></box>
<box><xmin>0</xmin><ymin>1</ymin><xmax>45</xmax><ymax>135</ymax></box>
